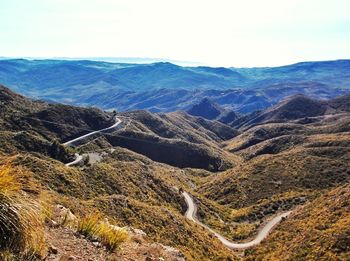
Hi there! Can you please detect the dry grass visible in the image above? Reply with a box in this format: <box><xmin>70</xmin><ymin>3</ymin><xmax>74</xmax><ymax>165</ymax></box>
<box><xmin>96</xmin><ymin>222</ymin><xmax>128</xmax><ymax>251</ymax></box>
<box><xmin>77</xmin><ymin>214</ymin><xmax>128</xmax><ymax>251</ymax></box>
<box><xmin>246</xmin><ymin>184</ymin><xmax>350</xmax><ymax>260</ymax></box>
<box><xmin>0</xmin><ymin>161</ymin><xmax>46</xmax><ymax>259</ymax></box>
<box><xmin>77</xmin><ymin>213</ymin><xmax>101</xmax><ymax>236</ymax></box>
<box><xmin>0</xmin><ymin>164</ymin><xmax>21</xmax><ymax>195</ymax></box>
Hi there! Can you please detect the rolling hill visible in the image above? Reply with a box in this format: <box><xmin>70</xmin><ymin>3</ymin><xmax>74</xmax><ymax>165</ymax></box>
<box><xmin>231</xmin><ymin>94</ymin><xmax>350</xmax><ymax>130</ymax></box>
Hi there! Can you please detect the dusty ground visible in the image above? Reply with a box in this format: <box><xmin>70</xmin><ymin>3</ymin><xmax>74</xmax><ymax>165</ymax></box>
<box><xmin>45</xmin><ymin>225</ymin><xmax>185</xmax><ymax>261</ymax></box>
<box><xmin>45</xmin><ymin>226</ymin><xmax>108</xmax><ymax>261</ymax></box>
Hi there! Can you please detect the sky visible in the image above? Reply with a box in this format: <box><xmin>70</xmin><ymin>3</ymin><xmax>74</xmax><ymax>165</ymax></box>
<box><xmin>0</xmin><ymin>0</ymin><xmax>349</xmax><ymax>67</ymax></box>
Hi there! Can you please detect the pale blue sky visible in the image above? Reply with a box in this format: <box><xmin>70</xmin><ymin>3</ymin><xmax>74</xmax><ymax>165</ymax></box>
<box><xmin>1</xmin><ymin>0</ymin><xmax>349</xmax><ymax>66</ymax></box>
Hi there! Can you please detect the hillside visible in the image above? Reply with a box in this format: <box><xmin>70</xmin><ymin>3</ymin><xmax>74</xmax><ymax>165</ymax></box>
<box><xmin>246</xmin><ymin>184</ymin><xmax>350</xmax><ymax>260</ymax></box>
<box><xmin>233</xmin><ymin>94</ymin><xmax>350</xmax><ymax>129</ymax></box>
<box><xmin>1</xmin><ymin>86</ymin><xmax>349</xmax><ymax>260</ymax></box>
<box><xmin>0</xmin><ymin>86</ymin><xmax>241</xmax><ymax>260</ymax></box>
<box><xmin>0</xmin><ymin>85</ymin><xmax>237</xmax><ymax>171</ymax></box>
<box><xmin>190</xmin><ymin>99</ymin><xmax>350</xmax><ymax>250</ymax></box>
<box><xmin>202</xmin><ymin>106</ymin><xmax>350</xmax><ymax>206</ymax></box>
<box><xmin>187</xmin><ymin>98</ymin><xmax>240</xmax><ymax>124</ymax></box>
<box><xmin>187</xmin><ymin>98</ymin><xmax>225</xmax><ymax>120</ymax></box>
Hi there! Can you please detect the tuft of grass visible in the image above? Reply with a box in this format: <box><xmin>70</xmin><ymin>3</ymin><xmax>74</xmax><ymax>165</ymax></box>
<box><xmin>77</xmin><ymin>214</ymin><xmax>128</xmax><ymax>251</ymax></box>
<box><xmin>0</xmin><ymin>162</ymin><xmax>46</xmax><ymax>259</ymax></box>
<box><xmin>96</xmin><ymin>222</ymin><xmax>128</xmax><ymax>251</ymax></box>
<box><xmin>77</xmin><ymin>213</ymin><xmax>101</xmax><ymax>237</ymax></box>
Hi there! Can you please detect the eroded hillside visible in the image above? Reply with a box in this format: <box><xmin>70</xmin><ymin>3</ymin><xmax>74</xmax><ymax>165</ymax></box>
<box><xmin>0</xmin><ymin>85</ymin><xmax>349</xmax><ymax>260</ymax></box>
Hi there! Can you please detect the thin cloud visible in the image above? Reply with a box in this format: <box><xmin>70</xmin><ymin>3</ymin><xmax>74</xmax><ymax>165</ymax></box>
<box><xmin>0</xmin><ymin>0</ymin><xmax>349</xmax><ymax>66</ymax></box>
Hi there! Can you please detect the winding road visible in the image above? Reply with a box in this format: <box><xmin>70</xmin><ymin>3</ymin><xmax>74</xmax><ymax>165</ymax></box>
<box><xmin>62</xmin><ymin>116</ymin><xmax>290</xmax><ymax>249</ymax></box>
<box><xmin>63</xmin><ymin>117</ymin><xmax>122</xmax><ymax>146</ymax></box>
<box><xmin>183</xmin><ymin>192</ymin><xmax>292</xmax><ymax>249</ymax></box>
<box><xmin>64</xmin><ymin>117</ymin><xmax>122</xmax><ymax>166</ymax></box>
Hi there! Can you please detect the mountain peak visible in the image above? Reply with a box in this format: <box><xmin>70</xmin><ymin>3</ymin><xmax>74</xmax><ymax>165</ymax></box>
<box><xmin>187</xmin><ymin>98</ymin><xmax>224</xmax><ymax>120</ymax></box>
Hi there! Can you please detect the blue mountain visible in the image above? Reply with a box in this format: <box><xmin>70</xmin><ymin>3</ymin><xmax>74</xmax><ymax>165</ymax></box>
<box><xmin>0</xmin><ymin>59</ymin><xmax>349</xmax><ymax>113</ymax></box>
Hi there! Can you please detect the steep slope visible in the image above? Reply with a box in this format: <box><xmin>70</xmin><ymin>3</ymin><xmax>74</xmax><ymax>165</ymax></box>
<box><xmin>329</xmin><ymin>94</ymin><xmax>350</xmax><ymax>112</ymax></box>
<box><xmin>235</xmin><ymin>95</ymin><xmax>327</xmax><ymax>129</ymax></box>
<box><xmin>217</xmin><ymin>110</ymin><xmax>240</xmax><ymax>125</ymax></box>
<box><xmin>187</xmin><ymin>98</ymin><xmax>240</xmax><ymax>125</ymax></box>
<box><xmin>233</xmin><ymin>94</ymin><xmax>350</xmax><ymax>130</ymax></box>
<box><xmin>187</xmin><ymin>98</ymin><xmax>225</xmax><ymax>120</ymax></box>
<box><xmin>0</xmin><ymin>85</ymin><xmax>115</xmax><ymax>139</ymax></box>
<box><xmin>0</xmin><ymin>85</ymin><xmax>116</xmax><ymax>163</ymax></box>
<box><xmin>104</xmin><ymin>110</ymin><xmax>238</xmax><ymax>171</ymax></box>
<box><xmin>246</xmin><ymin>184</ymin><xmax>350</xmax><ymax>260</ymax></box>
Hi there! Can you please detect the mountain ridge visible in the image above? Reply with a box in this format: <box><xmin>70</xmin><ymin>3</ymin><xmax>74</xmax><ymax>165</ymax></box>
<box><xmin>1</xmin><ymin>59</ymin><xmax>349</xmax><ymax>114</ymax></box>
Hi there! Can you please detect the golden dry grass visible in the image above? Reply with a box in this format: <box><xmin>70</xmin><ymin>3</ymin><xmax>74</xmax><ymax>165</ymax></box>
<box><xmin>77</xmin><ymin>214</ymin><xmax>128</xmax><ymax>251</ymax></box>
<box><xmin>0</xmin><ymin>161</ymin><xmax>46</xmax><ymax>259</ymax></box>
<box><xmin>0</xmin><ymin>163</ymin><xmax>22</xmax><ymax>195</ymax></box>
<box><xmin>96</xmin><ymin>222</ymin><xmax>128</xmax><ymax>251</ymax></box>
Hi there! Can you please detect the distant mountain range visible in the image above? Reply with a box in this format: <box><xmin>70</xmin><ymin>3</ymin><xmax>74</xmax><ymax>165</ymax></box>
<box><xmin>0</xmin><ymin>57</ymin><xmax>201</xmax><ymax>66</ymax></box>
<box><xmin>0</xmin><ymin>59</ymin><xmax>349</xmax><ymax>113</ymax></box>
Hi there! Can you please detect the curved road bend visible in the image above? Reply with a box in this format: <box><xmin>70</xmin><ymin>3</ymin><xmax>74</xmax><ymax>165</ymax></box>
<box><xmin>183</xmin><ymin>192</ymin><xmax>292</xmax><ymax>249</ymax></box>
<box><xmin>64</xmin><ymin>117</ymin><xmax>122</xmax><ymax>166</ymax></box>
<box><xmin>63</xmin><ymin>117</ymin><xmax>122</xmax><ymax>146</ymax></box>
<box><xmin>65</xmin><ymin>153</ymin><xmax>83</xmax><ymax>167</ymax></box>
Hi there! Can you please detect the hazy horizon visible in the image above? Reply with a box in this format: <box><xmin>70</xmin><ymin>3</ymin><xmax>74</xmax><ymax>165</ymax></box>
<box><xmin>1</xmin><ymin>0</ymin><xmax>350</xmax><ymax>67</ymax></box>
<box><xmin>1</xmin><ymin>56</ymin><xmax>350</xmax><ymax>68</ymax></box>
